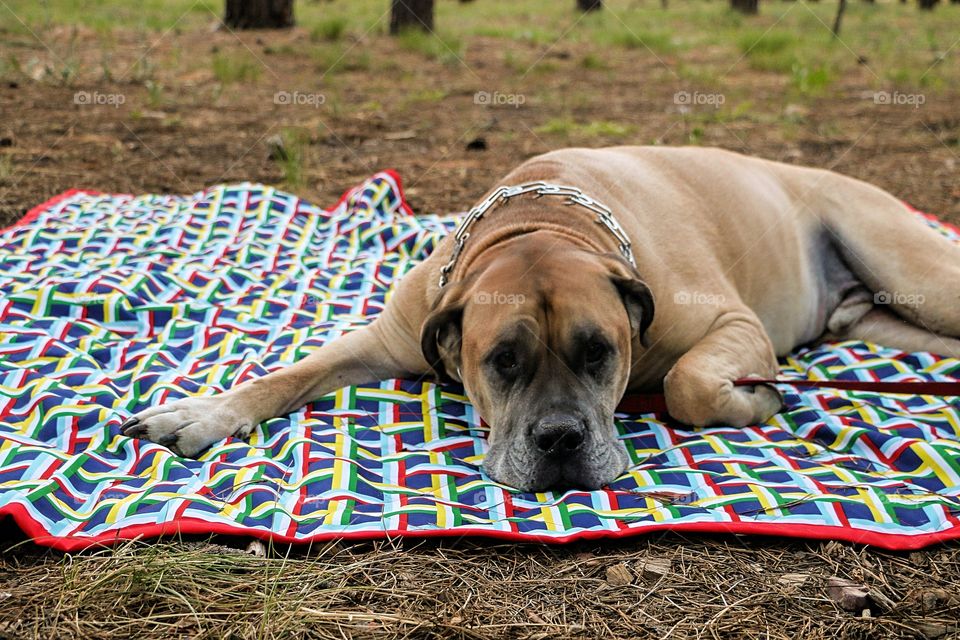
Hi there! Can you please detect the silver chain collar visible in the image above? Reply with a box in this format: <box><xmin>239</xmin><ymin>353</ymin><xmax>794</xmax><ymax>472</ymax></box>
<box><xmin>437</xmin><ymin>181</ymin><xmax>636</xmax><ymax>288</ymax></box>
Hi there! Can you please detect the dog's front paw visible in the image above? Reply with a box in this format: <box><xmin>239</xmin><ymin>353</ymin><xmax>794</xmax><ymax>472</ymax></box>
<box><xmin>120</xmin><ymin>395</ymin><xmax>255</xmax><ymax>457</ymax></box>
<box><xmin>664</xmin><ymin>366</ymin><xmax>782</xmax><ymax>427</ymax></box>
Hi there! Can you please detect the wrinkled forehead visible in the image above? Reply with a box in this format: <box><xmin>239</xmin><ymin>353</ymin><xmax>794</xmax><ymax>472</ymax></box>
<box><xmin>463</xmin><ymin>256</ymin><xmax>625</xmax><ymax>353</ymax></box>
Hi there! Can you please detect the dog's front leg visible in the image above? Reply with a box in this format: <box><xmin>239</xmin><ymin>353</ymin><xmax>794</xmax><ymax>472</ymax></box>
<box><xmin>662</xmin><ymin>311</ymin><xmax>782</xmax><ymax>427</ymax></box>
<box><xmin>121</xmin><ymin>315</ymin><xmax>427</xmax><ymax>456</ymax></box>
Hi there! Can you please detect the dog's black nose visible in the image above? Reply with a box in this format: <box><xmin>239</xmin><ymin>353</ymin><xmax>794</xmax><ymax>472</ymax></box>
<box><xmin>531</xmin><ymin>415</ymin><xmax>586</xmax><ymax>454</ymax></box>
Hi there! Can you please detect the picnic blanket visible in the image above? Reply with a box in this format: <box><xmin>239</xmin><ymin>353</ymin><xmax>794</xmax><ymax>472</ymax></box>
<box><xmin>2</xmin><ymin>172</ymin><xmax>959</xmax><ymax>552</ymax></box>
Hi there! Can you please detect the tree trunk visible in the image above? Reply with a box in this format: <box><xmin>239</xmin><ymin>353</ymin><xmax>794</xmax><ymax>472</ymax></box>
<box><xmin>390</xmin><ymin>0</ymin><xmax>435</xmax><ymax>34</ymax></box>
<box><xmin>918</xmin><ymin>0</ymin><xmax>939</xmax><ymax>8</ymax></box>
<box><xmin>731</xmin><ymin>0</ymin><xmax>759</xmax><ymax>14</ymax></box>
<box><xmin>833</xmin><ymin>0</ymin><xmax>847</xmax><ymax>35</ymax></box>
<box><xmin>224</xmin><ymin>0</ymin><xmax>294</xmax><ymax>29</ymax></box>
<box><xmin>577</xmin><ymin>0</ymin><xmax>603</xmax><ymax>10</ymax></box>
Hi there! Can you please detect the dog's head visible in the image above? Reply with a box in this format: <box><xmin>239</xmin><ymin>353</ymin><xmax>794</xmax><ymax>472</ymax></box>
<box><xmin>420</xmin><ymin>233</ymin><xmax>654</xmax><ymax>491</ymax></box>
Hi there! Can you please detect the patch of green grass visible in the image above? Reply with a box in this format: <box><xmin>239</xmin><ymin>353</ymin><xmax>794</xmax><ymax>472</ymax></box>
<box><xmin>360</xmin><ymin>99</ymin><xmax>383</xmax><ymax>112</ymax></box>
<box><xmin>580</xmin><ymin>52</ymin><xmax>608</xmax><ymax>70</ymax></box>
<box><xmin>887</xmin><ymin>67</ymin><xmax>915</xmax><ymax>87</ymax></box>
<box><xmin>47</xmin><ymin>59</ymin><xmax>80</xmax><ymax>85</ymax></box>
<box><xmin>535</xmin><ymin>117</ymin><xmax>576</xmax><ymax>136</ymax></box>
<box><xmin>790</xmin><ymin>63</ymin><xmax>833</xmax><ymax>96</ymax></box>
<box><xmin>746</xmin><ymin>48</ymin><xmax>797</xmax><ymax>73</ymax></box>
<box><xmin>738</xmin><ymin>31</ymin><xmax>797</xmax><ymax>73</ymax></box>
<box><xmin>728</xmin><ymin>100</ymin><xmax>755</xmax><ymax>120</ymax></box>
<box><xmin>887</xmin><ymin>64</ymin><xmax>944</xmax><ymax>90</ymax></box>
<box><xmin>416</xmin><ymin>88</ymin><xmax>448</xmax><ymax>102</ymax></box>
<box><xmin>274</xmin><ymin>128</ymin><xmax>308</xmax><ymax>189</ymax></box>
<box><xmin>145</xmin><ymin>80</ymin><xmax>163</xmax><ymax>108</ymax></box>
<box><xmin>310</xmin><ymin>16</ymin><xmax>348</xmax><ymax>42</ymax></box>
<box><xmin>211</xmin><ymin>52</ymin><xmax>261</xmax><ymax>84</ymax></box>
<box><xmin>0</xmin><ymin>55</ymin><xmax>19</xmax><ymax>81</ymax></box>
<box><xmin>676</xmin><ymin>62</ymin><xmax>723</xmax><ymax>88</ymax></box>
<box><xmin>395</xmin><ymin>29</ymin><xmax>464</xmax><ymax>66</ymax></box>
<box><xmin>527</xmin><ymin>60</ymin><xmax>558</xmax><ymax>75</ymax></box>
<box><xmin>686</xmin><ymin>100</ymin><xmax>755</xmax><ymax>125</ymax></box>
<box><xmin>606</xmin><ymin>29</ymin><xmax>675</xmax><ymax>54</ymax></box>
<box><xmin>581</xmin><ymin>120</ymin><xmax>634</xmax><ymax>137</ymax></box>
<box><xmin>503</xmin><ymin>50</ymin><xmax>527</xmax><ymax>74</ymax></box>
<box><xmin>98</xmin><ymin>57</ymin><xmax>114</xmax><ymax>82</ymax></box>
<box><xmin>739</xmin><ymin>31</ymin><xmax>794</xmax><ymax>56</ymax></box>
<box><xmin>324</xmin><ymin>94</ymin><xmax>342</xmax><ymax>117</ymax></box>
<box><xmin>470</xmin><ymin>25</ymin><xmax>508</xmax><ymax>38</ymax></box>
<box><xmin>129</xmin><ymin>55</ymin><xmax>156</xmax><ymax>83</ymax></box>
<box><xmin>535</xmin><ymin>118</ymin><xmax>634</xmax><ymax>138</ymax></box>
<box><xmin>313</xmin><ymin>45</ymin><xmax>371</xmax><ymax>75</ymax></box>
<box><xmin>263</xmin><ymin>44</ymin><xmax>298</xmax><ymax>56</ymax></box>
<box><xmin>400</xmin><ymin>88</ymin><xmax>448</xmax><ymax>108</ymax></box>
<box><xmin>0</xmin><ymin>0</ymin><xmax>220</xmax><ymax>33</ymax></box>
<box><xmin>0</xmin><ymin>154</ymin><xmax>14</xmax><ymax>181</ymax></box>
<box><xmin>471</xmin><ymin>24</ymin><xmax>555</xmax><ymax>45</ymax></box>
<box><xmin>3</xmin><ymin>0</ymin><xmax>958</xmax><ymax>98</ymax></box>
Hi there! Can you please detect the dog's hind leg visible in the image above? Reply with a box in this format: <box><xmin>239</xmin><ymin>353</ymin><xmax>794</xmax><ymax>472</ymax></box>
<box><xmin>813</xmin><ymin>170</ymin><xmax>960</xmax><ymax>338</ymax></box>
<box><xmin>823</xmin><ymin>306</ymin><xmax>960</xmax><ymax>359</ymax></box>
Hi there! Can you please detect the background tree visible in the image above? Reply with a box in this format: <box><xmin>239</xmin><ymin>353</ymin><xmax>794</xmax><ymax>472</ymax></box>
<box><xmin>224</xmin><ymin>0</ymin><xmax>294</xmax><ymax>29</ymax></box>
<box><xmin>731</xmin><ymin>0</ymin><xmax>759</xmax><ymax>13</ymax></box>
<box><xmin>577</xmin><ymin>0</ymin><xmax>603</xmax><ymax>11</ymax></box>
<box><xmin>918</xmin><ymin>0</ymin><xmax>939</xmax><ymax>7</ymax></box>
<box><xmin>833</xmin><ymin>0</ymin><xmax>847</xmax><ymax>35</ymax></box>
<box><xmin>390</xmin><ymin>0</ymin><xmax>435</xmax><ymax>34</ymax></box>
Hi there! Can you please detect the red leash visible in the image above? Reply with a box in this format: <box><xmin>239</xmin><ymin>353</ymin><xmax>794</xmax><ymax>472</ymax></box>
<box><xmin>616</xmin><ymin>377</ymin><xmax>960</xmax><ymax>414</ymax></box>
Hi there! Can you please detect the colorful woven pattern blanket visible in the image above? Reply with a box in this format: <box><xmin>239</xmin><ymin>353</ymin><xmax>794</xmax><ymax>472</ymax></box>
<box><xmin>2</xmin><ymin>173</ymin><xmax>959</xmax><ymax>551</ymax></box>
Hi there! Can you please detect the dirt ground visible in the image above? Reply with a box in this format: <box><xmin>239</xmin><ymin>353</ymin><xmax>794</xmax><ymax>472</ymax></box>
<box><xmin>2</xmin><ymin>1</ymin><xmax>960</xmax><ymax>638</ymax></box>
<box><xmin>2</xmin><ymin>11</ymin><xmax>960</xmax><ymax>225</ymax></box>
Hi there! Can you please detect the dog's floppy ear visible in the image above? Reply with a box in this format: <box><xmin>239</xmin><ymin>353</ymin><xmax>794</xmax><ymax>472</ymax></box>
<box><xmin>599</xmin><ymin>253</ymin><xmax>656</xmax><ymax>346</ymax></box>
<box><xmin>611</xmin><ymin>275</ymin><xmax>655</xmax><ymax>345</ymax></box>
<box><xmin>420</xmin><ymin>280</ymin><xmax>472</xmax><ymax>383</ymax></box>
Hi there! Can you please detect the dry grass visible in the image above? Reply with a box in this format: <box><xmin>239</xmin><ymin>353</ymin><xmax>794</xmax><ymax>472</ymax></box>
<box><xmin>1</xmin><ymin>531</ymin><xmax>958</xmax><ymax>639</ymax></box>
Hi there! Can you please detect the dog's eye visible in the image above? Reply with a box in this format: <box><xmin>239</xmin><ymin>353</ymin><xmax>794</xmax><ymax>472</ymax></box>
<box><xmin>584</xmin><ymin>339</ymin><xmax>608</xmax><ymax>365</ymax></box>
<box><xmin>493</xmin><ymin>350</ymin><xmax>518</xmax><ymax>373</ymax></box>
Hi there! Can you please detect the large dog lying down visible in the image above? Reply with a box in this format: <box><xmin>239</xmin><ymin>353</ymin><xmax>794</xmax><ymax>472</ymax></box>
<box><xmin>122</xmin><ymin>146</ymin><xmax>960</xmax><ymax>492</ymax></box>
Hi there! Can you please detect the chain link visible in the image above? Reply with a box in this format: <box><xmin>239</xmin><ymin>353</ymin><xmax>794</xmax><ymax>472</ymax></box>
<box><xmin>437</xmin><ymin>182</ymin><xmax>636</xmax><ymax>288</ymax></box>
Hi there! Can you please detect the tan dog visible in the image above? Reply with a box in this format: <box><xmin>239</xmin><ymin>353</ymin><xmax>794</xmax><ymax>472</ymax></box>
<box><xmin>122</xmin><ymin>146</ymin><xmax>960</xmax><ymax>491</ymax></box>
